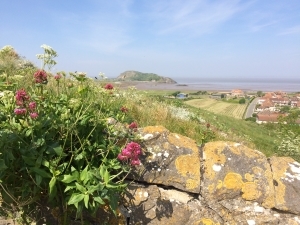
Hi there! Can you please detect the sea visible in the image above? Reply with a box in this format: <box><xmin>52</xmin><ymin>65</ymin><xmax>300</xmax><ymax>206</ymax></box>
<box><xmin>173</xmin><ymin>78</ymin><xmax>300</xmax><ymax>93</ymax></box>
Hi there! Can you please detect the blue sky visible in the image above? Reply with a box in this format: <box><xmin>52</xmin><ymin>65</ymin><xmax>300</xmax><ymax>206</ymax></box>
<box><xmin>1</xmin><ymin>0</ymin><xmax>300</xmax><ymax>81</ymax></box>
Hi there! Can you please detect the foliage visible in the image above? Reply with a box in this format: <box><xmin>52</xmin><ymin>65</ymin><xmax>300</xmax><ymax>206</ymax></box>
<box><xmin>239</xmin><ymin>98</ymin><xmax>246</xmax><ymax>104</ymax></box>
<box><xmin>257</xmin><ymin>91</ymin><xmax>263</xmax><ymax>97</ymax></box>
<box><xmin>0</xmin><ymin>46</ymin><xmax>142</xmax><ymax>224</ymax></box>
<box><xmin>277</xmin><ymin>126</ymin><xmax>300</xmax><ymax>161</ymax></box>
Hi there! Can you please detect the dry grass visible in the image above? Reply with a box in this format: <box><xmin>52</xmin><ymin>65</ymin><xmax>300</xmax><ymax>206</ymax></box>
<box><xmin>185</xmin><ymin>98</ymin><xmax>247</xmax><ymax>119</ymax></box>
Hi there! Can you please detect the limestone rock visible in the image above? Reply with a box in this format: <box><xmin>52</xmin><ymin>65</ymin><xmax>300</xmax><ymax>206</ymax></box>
<box><xmin>130</xmin><ymin>126</ymin><xmax>201</xmax><ymax>193</ymax></box>
<box><xmin>201</xmin><ymin>141</ymin><xmax>275</xmax><ymax>208</ymax></box>
<box><xmin>270</xmin><ymin>156</ymin><xmax>300</xmax><ymax>214</ymax></box>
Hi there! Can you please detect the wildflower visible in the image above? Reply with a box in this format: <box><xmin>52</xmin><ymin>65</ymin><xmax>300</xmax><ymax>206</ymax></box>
<box><xmin>104</xmin><ymin>83</ymin><xmax>113</xmax><ymax>90</ymax></box>
<box><xmin>30</xmin><ymin>112</ymin><xmax>39</xmax><ymax>119</ymax></box>
<box><xmin>130</xmin><ymin>158</ymin><xmax>141</xmax><ymax>166</ymax></box>
<box><xmin>128</xmin><ymin>122</ymin><xmax>138</xmax><ymax>130</ymax></box>
<box><xmin>54</xmin><ymin>73</ymin><xmax>62</xmax><ymax>80</ymax></box>
<box><xmin>117</xmin><ymin>142</ymin><xmax>142</xmax><ymax>166</ymax></box>
<box><xmin>120</xmin><ymin>106</ymin><xmax>128</xmax><ymax>113</ymax></box>
<box><xmin>206</xmin><ymin>123</ymin><xmax>211</xmax><ymax>129</ymax></box>
<box><xmin>34</xmin><ymin>70</ymin><xmax>48</xmax><ymax>84</ymax></box>
<box><xmin>15</xmin><ymin>89</ymin><xmax>30</xmax><ymax>104</ymax></box>
<box><xmin>28</xmin><ymin>102</ymin><xmax>36</xmax><ymax>111</ymax></box>
<box><xmin>14</xmin><ymin>108</ymin><xmax>27</xmax><ymax>115</ymax></box>
<box><xmin>117</xmin><ymin>153</ymin><xmax>128</xmax><ymax>161</ymax></box>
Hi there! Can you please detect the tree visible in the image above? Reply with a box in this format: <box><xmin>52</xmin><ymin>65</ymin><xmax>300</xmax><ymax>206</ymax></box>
<box><xmin>239</xmin><ymin>98</ymin><xmax>246</xmax><ymax>104</ymax></box>
<box><xmin>257</xmin><ymin>91</ymin><xmax>263</xmax><ymax>97</ymax></box>
<box><xmin>171</xmin><ymin>91</ymin><xmax>181</xmax><ymax>97</ymax></box>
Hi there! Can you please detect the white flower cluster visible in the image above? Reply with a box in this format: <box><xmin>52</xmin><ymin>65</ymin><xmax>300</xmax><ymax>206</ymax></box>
<box><xmin>167</xmin><ymin>105</ymin><xmax>205</xmax><ymax>122</ymax></box>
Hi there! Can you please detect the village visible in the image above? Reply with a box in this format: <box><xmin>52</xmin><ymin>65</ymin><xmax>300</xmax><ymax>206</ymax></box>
<box><xmin>210</xmin><ymin>89</ymin><xmax>300</xmax><ymax>124</ymax></box>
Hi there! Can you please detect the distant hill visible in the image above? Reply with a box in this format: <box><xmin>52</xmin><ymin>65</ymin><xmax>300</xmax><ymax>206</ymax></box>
<box><xmin>116</xmin><ymin>70</ymin><xmax>177</xmax><ymax>83</ymax></box>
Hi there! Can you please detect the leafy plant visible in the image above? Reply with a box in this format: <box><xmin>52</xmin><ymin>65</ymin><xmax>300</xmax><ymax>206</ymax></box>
<box><xmin>0</xmin><ymin>46</ymin><xmax>142</xmax><ymax>224</ymax></box>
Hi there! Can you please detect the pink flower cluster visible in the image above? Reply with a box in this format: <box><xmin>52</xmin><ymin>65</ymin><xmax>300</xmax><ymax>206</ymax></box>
<box><xmin>128</xmin><ymin>122</ymin><xmax>138</xmax><ymax>130</ymax></box>
<box><xmin>104</xmin><ymin>83</ymin><xmax>113</xmax><ymax>90</ymax></box>
<box><xmin>54</xmin><ymin>73</ymin><xmax>62</xmax><ymax>80</ymax></box>
<box><xmin>14</xmin><ymin>89</ymin><xmax>38</xmax><ymax>119</ymax></box>
<box><xmin>117</xmin><ymin>142</ymin><xmax>142</xmax><ymax>166</ymax></box>
<box><xmin>34</xmin><ymin>70</ymin><xmax>47</xmax><ymax>84</ymax></box>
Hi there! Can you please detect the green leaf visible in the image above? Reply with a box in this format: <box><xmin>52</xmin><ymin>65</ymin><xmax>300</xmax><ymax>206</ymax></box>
<box><xmin>93</xmin><ymin>196</ymin><xmax>105</xmax><ymax>205</ymax></box>
<box><xmin>80</xmin><ymin>166</ymin><xmax>88</xmax><ymax>183</ymax></box>
<box><xmin>49</xmin><ymin>177</ymin><xmax>57</xmax><ymax>200</ymax></box>
<box><xmin>35</xmin><ymin>174</ymin><xmax>42</xmax><ymax>186</ymax></box>
<box><xmin>0</xmin><ymin>159</ymin><xmax>7</xmax><ymax>170</ymax></box>
<box><xmin>30</xmin><ymin>167</ymin><xmax>51</xmax><ymax>178</ymax></box>
<box><xmin>22</xmin><ymin>156</ymin><xmax>35</xmax><ymax>166</ymax></box>
<box><xmin>53</xmin><ymin>146</ymin><xmax>63</xmax><ymax>156</ymax></box>
<box><xmin>68</xmin><ymin>193</ymin><xmax>85</xmax><ymax>206</ymax></box>
<box><xmin>64</xmin><ymin>184</ymin><xmax>76</xmax><ymax>193</ymax></box>
<box><xmin>84</xmin><ymin>194</ymin><xmax>89</xmax><ymax>209</ymax></box>
<box><xmin>75</xmin><ymin>182</ymin><xmax>86</xmax><ymax>193</ymax></box>
<box><xmin>88</xmin><ymin>184</ymin><xmax>104</xmax><ymax>194</ymax></box>
<box><xmin>25</xmin><ymin>128</ymin><xmax>32</xmax><ymax>137</ymax></box>
<box><xmin>104</xmin><ymin>169</ymin><xmax>109</xmax><ymax>184</ymax></box>
<box><xmin>99</xmin><ymin>165</ymin><xmax>105</xmax><ymax>177</ymax></box>
<box><xmin>60</xmin><ymin>174</ymin><xmax>78</xmax><ymax>183</ymax></box>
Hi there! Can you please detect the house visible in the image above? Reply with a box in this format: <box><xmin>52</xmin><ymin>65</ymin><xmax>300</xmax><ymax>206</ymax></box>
<box><xmin>176</xmin><ymin>93</ymin><xmax>188</xmax><ymax>99</ymax></box>
<box><xmin>231</xmin><ymin>89</ymin><xmax>244</xmax><ymax>97</ymax></box>
<box><xmin>290</xmin><ymin>97</ymin><xmax>299</xmax><ymax>107</ymax></box>
<box><xmin>256</xmin><ymin>111</ymin><xmax>287</xmax><ymax>124</ymax></box>
<box><xmin>271</xmin><ymin>97</ymin><xmax>289</xmax><ymax>106</ymax></box>
<box><xmin>256</xmin><ymin>99</ymin><xmax>276</xmax><ymax>112</ymax></box>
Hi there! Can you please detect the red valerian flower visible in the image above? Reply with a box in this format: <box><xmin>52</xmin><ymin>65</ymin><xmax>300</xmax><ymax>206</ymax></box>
<box><xmin>14</xmin><ymin>108</ymin><xmax>27</xmax><ymax>115</ymax></box>
<box><xmin>30</xmin><ymin>112</ymin><xmax>39</xmax><ymax>119</ymax></box>
<box><xmin>206</xmin><ymin>123</ymin><xmax>211</xmax><ymax>129</ymax></box>
<box><xmin>128</xmin><ymin>122</ymin><xmax>138</xmax><ymax>130</ymax></box>
<box><xmin>34</xmin><ymin>70</ymin><xmax>48</xmax><ymax>84</ymax></box>
<box><xmin>54</xmin><ymin>73</ymin><xmax>62</xmax><ymax>80</ymax></box>
<box><xmin>117</xmin><ymin>142</ymin><xmax>142</xmax><ymax>166</ymax></box>
<box><xmin>28</xmin><ymin>102</ymin><xmax>36</xmax><ymax>111</ymax></box>
<box><xmin>120</xmin><ymin>106</ymin><xmax>128</xmax><ymax>113</ymax></box>
<box><xmin>15</xmin><ymin>89</ymin><xmax>30</xmax><ymax>104</ymax></box>
<box><xmin>104</xmin><ymin>83</ymin><xmax>113</xmax><ymax>90</ymax></box>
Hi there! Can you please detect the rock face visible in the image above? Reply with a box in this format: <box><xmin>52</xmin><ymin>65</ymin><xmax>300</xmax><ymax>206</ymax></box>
<box><xmin>117</xmin><ymin>70</ymin><xmax>177</xmax><ymax>83</ymax></box>
<box><xmin>120</xmin><ymin>126</ymin><xmax>300</xmax><ymax>225</ymax></box>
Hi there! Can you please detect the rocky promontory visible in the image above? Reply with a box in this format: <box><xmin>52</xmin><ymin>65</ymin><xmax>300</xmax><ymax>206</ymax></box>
<box><xmin>116</xmin><ymin>70</ymin><xmax>177</xmax><ymax>84</ymax></box>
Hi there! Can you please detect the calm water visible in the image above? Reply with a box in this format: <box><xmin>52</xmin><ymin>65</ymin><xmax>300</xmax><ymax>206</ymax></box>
<box><xmin>174</xmin><ymin>78</ymin><xmax>300</xmax><ymax>93</ymax></box>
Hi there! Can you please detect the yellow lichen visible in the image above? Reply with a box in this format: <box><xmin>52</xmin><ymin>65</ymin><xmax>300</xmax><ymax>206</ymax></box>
<box><xmin>223</xmin><ymin>173</ymin><xmax>243</xmax><ymax>190</ymax></box>
<box><xmin>202</xmin><ymin>142</ymin><xmax>227</xmax><ymax>179</ymax></box>
<box><xmin>142</xmin><ymin>125</ymin><xmax>168</xmax><ymax>134</ymax></box>
<box><xmin>194</xmin><ymin>218</ymin><xmax>220</xmax><ymax>225</ymax></box>
<box><xmin>168</xmin><ymin>133</ymin><xmax>199</xmax><ymax>154</ymax></box>
<box><xmin>175</xmin><ymin>155</ymin><xmax>200</xmax><ymax>177</ymax></box>
<box><xmin>208</xmin><ymin>184</ymin><xmax>215</xmax><ymax>194</ymax></box>
<box><xmin>244</xmin><ymin>173</ymin><xmax>254</xmax><ymax>182</ymax></box>
<box><xmin>216</xmin><ymin>180</ymin><xmax>223</xmax><ymax>189</ymax></box>
<box><xmin>252</xmin><ymin>166</ymin><xmax>263</xmax><ymax>175</ymax></box>
<box><xmin>262</xmin><ymin>164</ymin><xmax>275</xmax><ymax>208</ymax></box>
<box><xmin>271</xmin><ymin>157</ymin><xmax>294</xmax><ymax>210</ymax></box>
<box><xmin>186</xmin><ymin>178</ymin><xmax>199</xmax><ymax>190</ymax></box>
<box><xmin>228</xmin><ymin>144</ymin><xmax>241</xmax><ymax>155</ymax></box>
<box><xmin>242</xmin><ymin>182</ymin><xmax>262</xmax><ymax>200</ymax></box>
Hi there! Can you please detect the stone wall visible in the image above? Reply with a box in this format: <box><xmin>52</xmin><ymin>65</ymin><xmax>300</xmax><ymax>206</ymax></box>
<box><xmin>120</xmin><ymin>126</ymin><xmax>300</xmax><ymax>225</ymax></box>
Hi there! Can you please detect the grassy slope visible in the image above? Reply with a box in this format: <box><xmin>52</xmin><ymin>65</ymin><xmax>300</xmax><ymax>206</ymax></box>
<box><xmin>185</xmin><ymin>98</ymin><xmax>247</xmax><ymax>119</ymax></box>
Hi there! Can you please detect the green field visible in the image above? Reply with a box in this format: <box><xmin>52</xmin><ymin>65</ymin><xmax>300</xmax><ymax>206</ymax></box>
<box><xmin>185</xmin><ymin>98</ymin><xmax>247</xmax><ymax>119</ymax></box>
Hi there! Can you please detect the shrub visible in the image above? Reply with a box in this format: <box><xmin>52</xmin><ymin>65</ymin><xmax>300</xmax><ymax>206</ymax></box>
<box><xmin>0</xmin><ymin>46</ymin><xmax>141</xmax><ymax>224</ymax></box>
